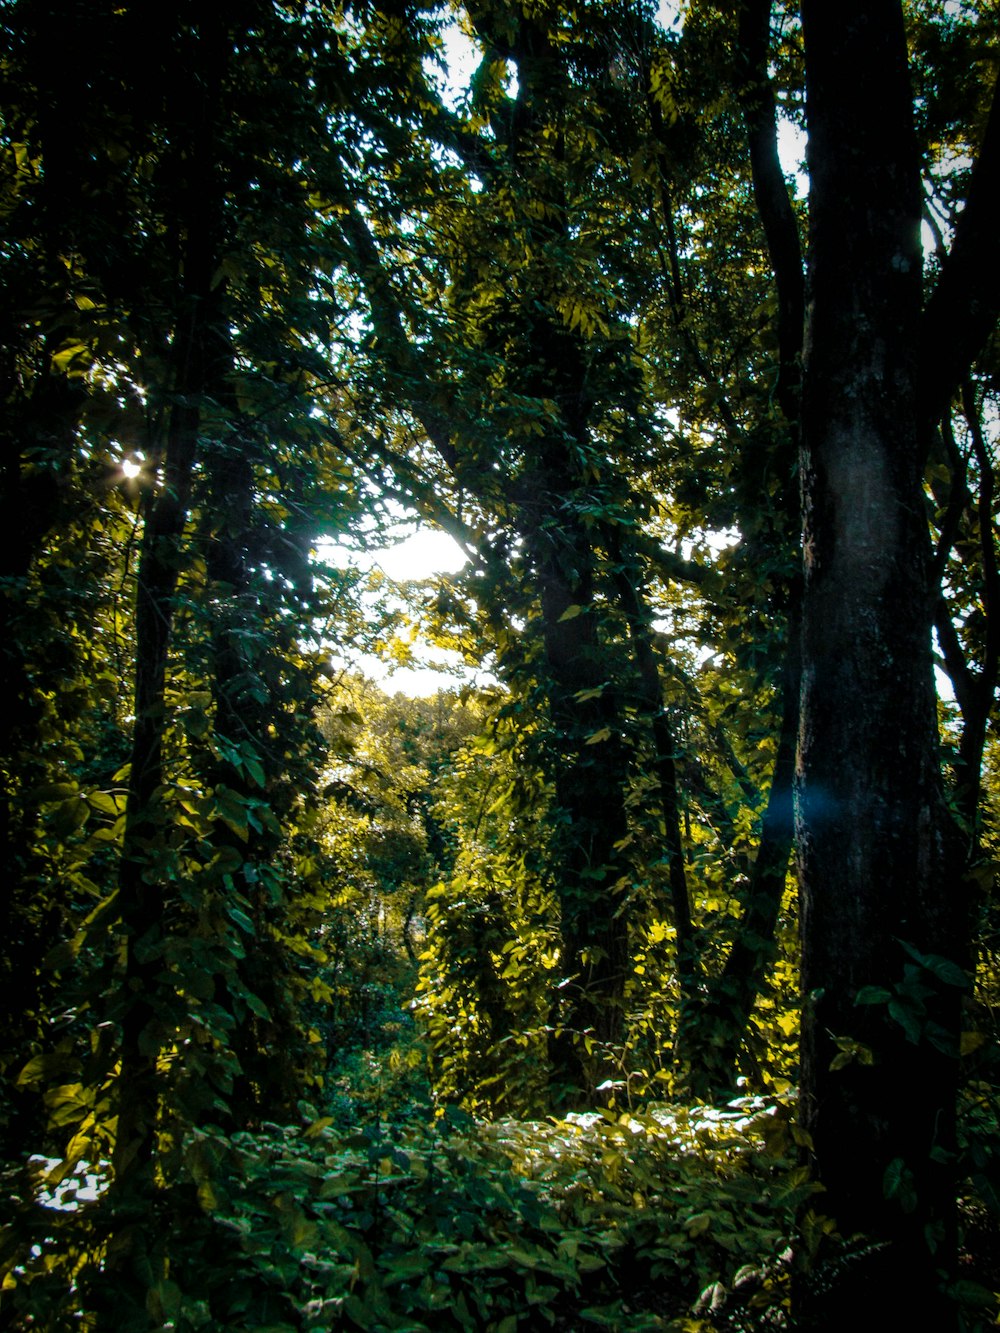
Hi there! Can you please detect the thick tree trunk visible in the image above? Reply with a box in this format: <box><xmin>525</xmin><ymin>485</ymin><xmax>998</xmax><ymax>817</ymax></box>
<box><xmin>796</xmin><ymin>4</ymin><xmax>962</xmax><ymax>1322</ymax></box>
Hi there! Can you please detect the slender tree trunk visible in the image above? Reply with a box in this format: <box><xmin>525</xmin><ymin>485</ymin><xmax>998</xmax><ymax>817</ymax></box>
<box><xmin>682</xmin><ymin>605</ymin><xmax>799</xmax><ymax>1101</ymax></box>
<box><xmin>605</xmin><ymin>533</ymin><xmax>697</xmax><ymax>997</ymax></box>
<box><xmin>669</xmin><ymin>0</ymin><xmax>805</xmax><ymax>1102</ymax></box>
<box><xmin>796</xmin><ymin>4</ymin><xmax>961</xmax><ymax>1322</ymax></box>
<box><xmin>111</xmin><ymin>6</ymin><xmax>228</xmax><ymax>1204</ymax></box>
<box><xmin>112</xmin><ymin>289</ymin><xmax>211</xmax><ymax>1190</ymax></box>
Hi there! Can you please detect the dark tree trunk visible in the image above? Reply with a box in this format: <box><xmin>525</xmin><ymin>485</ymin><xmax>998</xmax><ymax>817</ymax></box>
<box><xmin>516</xmin><ymin>395</ymin><xmax>633</xmax><ymax>1105</ymax></box>
<box><xmin>112</xmin><ymin>288</ymin><xmax>212</xmax><ymax>1190</ymax></box>
<box><xmin>682</xmin><ymin>606</ymin><xmax>799</xmax><ymax>1101</ymax></box>
<box><xmin>604</xmin><ymin>532</ymin><xmax>697</xmax><ymax>1002</ymax></box>
<box><xmin>111</xmin><ymin>8</ymin><xmax>229</xmax><ymax>1200</ymax></box>
<box><xmin>796</xmin><ymin>3</ymin><xmax>962</xmax><ymax>1322</ymax></box>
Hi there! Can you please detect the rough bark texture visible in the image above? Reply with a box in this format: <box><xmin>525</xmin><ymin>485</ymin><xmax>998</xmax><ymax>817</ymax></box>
<box><xmin>796</xmin><ymin>3</ymin><xmax>961</xmax><ymax>1322</ymax></box>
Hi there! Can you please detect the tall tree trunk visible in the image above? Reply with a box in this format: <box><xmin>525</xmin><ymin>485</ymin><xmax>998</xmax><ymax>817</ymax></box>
<box><xmin>796</xmin><ymin>4</ymin><xmax>961</xmax><ymax>1322</ymax></box>
<box><xmin>111</xmin><ymin>0</ymin><xmax>228</xmax><ymax>1217</ymax></box>
<box><xmin>112</xmin><ymin>283</ymin><xmax>213</xmax><ymax>1191</ymax></box>
<box><xmin>681</xmin><ymin>605</ymin><xmax>799</xmax><ymax>1101</ymax></box>
<box><xmin>517</xmin><ymin>418</ymin><xmax>633</xmax><ymax>1105</ymax></box>
<box><xmin>604</xmin><ymin>532</ymin><xmax>697</xmax><ymax>1001</ymax></box>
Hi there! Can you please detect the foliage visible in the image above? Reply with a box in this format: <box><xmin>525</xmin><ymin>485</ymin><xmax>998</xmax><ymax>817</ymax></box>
<box><xmin>1</xmin><ymin>1093</ymin><xmax>823</xmax><ymax>1332</ymax></box>
<box><xmin>1</xmin><ymin>0</ymin><xmax>999</xmax><ymax>1326</ymax></box>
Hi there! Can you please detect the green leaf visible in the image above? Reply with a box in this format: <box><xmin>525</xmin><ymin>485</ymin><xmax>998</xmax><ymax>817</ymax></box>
<box><xmin>685</xmin><ymin>1212</ymin><xmax>712</xmax><ymax>1236</ymax></box>
<box><xmin>383</xmin><ymin>1252</ymin><xmax>432</xmax><ymax>1283</ymax></box>
<box><xmin>227</xmin><ymin>905</ymin><xmax>256</xmax><ymax>935</ymax></box>
<box><xmin>883</xmin><ymin>1158</ymin><xmax>918</xmax><ymax>1214</ymax></box>
<box><xmin>31</xmin><ymin>782</ymin><xmax>80</xmax><ymax>802</ymax></box>
<box><xmin>585</xmin><ymin>727</ymin><xmax>612</xmax><ymax>746</ymax></box>
<box><xmin>49</xmin><ymin>796</ymin><xmax>90</xmax><ymax>838</ymax></box>
<box><xmin>213</xmin><ymin>785</ymin><xmax>250</xmax><ymax>840</ymax></box>
<box><xmin>888</xmin><ymin>997</ymin><xmax>923</xmax><ymax>1044</ymax></box>
<box><xmin>897</xmin><ymin>941</ymin><xmax>970</xmax><ymax>988</ymax></box>
<box><xmin>43</xmin><ymin>938</ymin><xmax>81</xmax><ymax>972</ymax></box>
<box><xmin>557</xmin><ymin>604</ymin><xmax>584</xmax><ymax>622</ymax></box>
<box><xmin>950</xmin><ymin>1281</ymin><xmax>1000</xmax><ymax>1310</ymax></box>
<box><xmin>50</xmin><ymin>339</ymin><xmax>91</xmax><ymax>375</ymax></box>
<box><xmin>86</xmin><ymin>789</ymin><xmax>124</xmax><ymax>816</ymax></box>
<box><xmin>244</xmin><ymin>990</ymin><xmax>272</xmax><ymax>1021</ymax></box>
<box><xmin>573</xmin><ymin>686</ymin><xmax>605</xmax><ymax>701</ymax></box>
<box><xmin>17</xmin><ymin>1052</ymin><xmax>77</xmax><ymax>1089</ymax></box>
<box><xmin>923</xmin><ymin>955</ymin><xmax>971</xmax><ymax>989</ymax></box>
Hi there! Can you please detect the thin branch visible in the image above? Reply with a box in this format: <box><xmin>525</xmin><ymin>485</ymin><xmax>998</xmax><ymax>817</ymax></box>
<box><xmin>962</xmin><ymin>380</ymin><xmax>1000</xmax><ymax>703</ymax></box>
<box><xmin>919</xmin><ymin>69</ymin><xmax>1000</xmax><ymax>424</ymax></box>
<box><xmin>930</xmin><ymin>411</ymin><xmax>972</xmax><ymax>591</ymax></box>
<box><xmin>735</xmin><ymin>0</ymin><xmax>805</xmax><ymax>431</ymax></box>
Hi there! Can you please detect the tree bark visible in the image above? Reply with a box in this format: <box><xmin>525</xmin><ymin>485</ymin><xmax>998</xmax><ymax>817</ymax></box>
<box><xmin>796</xmin><ymin>3</ymin><xmax>961</xmax><ymax>1322</ymax></box>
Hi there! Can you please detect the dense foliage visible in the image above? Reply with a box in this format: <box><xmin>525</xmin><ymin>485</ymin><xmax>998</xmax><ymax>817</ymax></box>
<box><xmin>1</xmin><ymin>0</ymin><xmax>999</xmax><ymax>1328</ymax></box>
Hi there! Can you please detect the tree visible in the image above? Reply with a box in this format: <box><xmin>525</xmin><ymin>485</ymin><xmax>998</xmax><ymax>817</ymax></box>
<box><xmin>2</xmin><ymin>2</ymin><xmax>998</xmax><ymax>1324</ymax></box>
<box><xmin>793</xmin><ymin>0</ymin><xmax>1000</xmax><ymax>1320</ymax></box>
<box><xmin>0</xmin><ymin>0</ymin><xmax>408</xmax><ymax>1316</ymax></box>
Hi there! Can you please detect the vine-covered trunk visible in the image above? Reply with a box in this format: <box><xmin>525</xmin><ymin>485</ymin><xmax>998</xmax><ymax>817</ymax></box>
<box><xmin>111</xmin><ymin>6</ymin><xmax>229</xmax><ymax>1209</ymax></box>
<box><xmin>112</xmin><ymin>288</ymin><xmax>214</xmax><ymax>1192</ymax></box>
<box><xmin>0</xmin><ymin>0</ymin><xmax>97</xmax><ymax>1151</ymax></box>
<box><xmin>519</xmin><ymin>417</ymin><xmax>633</xmax><ymax>1104</ymax></box>
<box><xmin>796</xmin><ymin>4</ymin><xmax>962</xmax><ymax>1321</ymax></box>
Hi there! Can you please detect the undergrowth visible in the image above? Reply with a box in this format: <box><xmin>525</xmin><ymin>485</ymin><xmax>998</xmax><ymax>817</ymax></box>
<box><xmin>3</xmin><ymin>1095</ymin><xmax>816</xmax><ymax>1331</ymax></box>
<box><xmin>3</xmin><ymin>1089</ymin><xmax>998</xmax><ymax>1330</ymax></box>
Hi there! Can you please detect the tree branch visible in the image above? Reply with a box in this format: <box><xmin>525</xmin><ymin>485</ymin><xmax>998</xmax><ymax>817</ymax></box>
<box><xmin>735</xmin><ymin>0</ymin><xmax>805</xmax><ymax>430</ymax></box>
<box><xmin>919</xmin><ymin>69</ymin><xmax>1000</xmax><ymax>424</ymax></box>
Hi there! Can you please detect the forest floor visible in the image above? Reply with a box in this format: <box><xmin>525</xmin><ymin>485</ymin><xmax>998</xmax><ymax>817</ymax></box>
<box><xmin>4</xmin><ymin>1086</ymin><xmax>999</xmax><ymax>1330</ymax></box>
